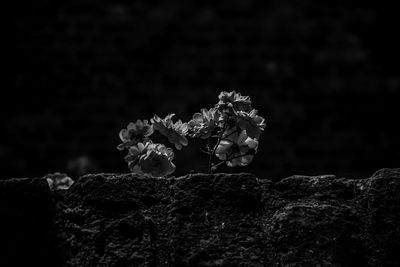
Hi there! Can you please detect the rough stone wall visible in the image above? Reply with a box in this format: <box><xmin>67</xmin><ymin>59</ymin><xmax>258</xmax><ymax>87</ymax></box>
<box><xmin>1</xmin><ymin>168</ymin><xmax>399</xmax><ymax>266</ymax></box>
<box><xmin>6</xmin><ymin>0</ymin><xmax>400</xmax><ymax>179</ymax></box>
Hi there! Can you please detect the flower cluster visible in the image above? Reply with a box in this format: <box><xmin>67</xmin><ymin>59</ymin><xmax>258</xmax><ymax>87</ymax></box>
<box><xmin>118</xmin><ymin>90</ymin><xmax>266</xmax><ymax>176</ymax></box>
<box><xmin>118</xmin><ymin>115</ymin><xmax>188</xmax><ymax>177</ymax></box>
<box><xmin>187</xmin><ymin>90</ymin><xmax>266</xmax><ymax>172</ymax></box>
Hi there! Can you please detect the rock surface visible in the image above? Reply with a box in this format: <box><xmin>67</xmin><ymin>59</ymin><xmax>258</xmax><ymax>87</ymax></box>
<box><xmin>1</xmin><ymin>168</ymin><xmax>399</xmax><ymax>266</ymax></box>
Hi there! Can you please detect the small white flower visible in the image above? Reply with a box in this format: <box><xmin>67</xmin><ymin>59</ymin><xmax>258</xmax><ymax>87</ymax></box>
<box><xmin>234</xmin><ymin>109</ymin><xmax>266</xmax><ymax>139</ymax></box>
<box><xmin>217</xmin><ymin>90</ymin><xmax>252</xmax><ymax>115</ymax></box>
<box><xmin>138</xmin><ymin>145</ymin><xmax>175</xmax><ymax>177</ymax></box>
<box><xmin>125</xmin><ymin>142</ymin><xmax>176</xmax><ymax>178</ymax></box>
<box><xmin>152</xmin><ymin>114</ymin><xmax>188</xmax><ymax>150</ymax></box>
<box><xmin>188</xmin><ymin>108</ymin><xmax>221</xmax><ymax>139</ymax></box>
<box><xmin>124</xmin><ymin>142</ymin><xmax>151</xmax><ymax>167</ymax></box>
<box><xmin>45</xmin><ymin>172</ymin><xmax>74</xmax><ymax>190</ymax></box>
<box><xmin>117</xmin><ymin>119</ymin><xmax>154</xmax><ymax>150</ymax></box>
<box><xmin>215</xmin><ymin>131</ymin><xmax>258</xmax><ymax>167</ymax></box>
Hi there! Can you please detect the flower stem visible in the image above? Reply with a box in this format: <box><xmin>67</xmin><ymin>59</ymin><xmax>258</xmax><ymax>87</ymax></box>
<box><xmin>208</xmin><ymin>117</ymin><xmax>229</xmax><ymax>174</ymax></box>
<box><xmin>221</xmin><ymin>128</ymin><xmax>238</xmax><ymax>140</ymax></box>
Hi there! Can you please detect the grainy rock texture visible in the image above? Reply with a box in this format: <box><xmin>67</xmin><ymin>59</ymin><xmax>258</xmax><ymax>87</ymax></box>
<box><xmin>1</xmin><ymin>168</ymin><xmax>399</xmax><ymax>266</ymax></box>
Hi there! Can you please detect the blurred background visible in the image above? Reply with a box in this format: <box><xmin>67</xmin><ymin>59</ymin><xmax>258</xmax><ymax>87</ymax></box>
<box><xmin>5</xmin><ymin>0</ymin><xmax>399</xmax><ymax>180</ymax></box>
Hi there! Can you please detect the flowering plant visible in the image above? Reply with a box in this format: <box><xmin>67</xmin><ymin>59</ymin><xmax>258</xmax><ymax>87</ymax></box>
<box><xmin>118</xmin><ymin>90</ymin><xmax>266</xmax><ymax>177</ymax></box>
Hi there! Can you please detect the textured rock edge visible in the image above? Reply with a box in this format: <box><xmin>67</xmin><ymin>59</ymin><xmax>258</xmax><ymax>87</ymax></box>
<box><xmin>1</xmin><ymin>168</ymin><xmax>399</xmax><ymax>266</ymax></box>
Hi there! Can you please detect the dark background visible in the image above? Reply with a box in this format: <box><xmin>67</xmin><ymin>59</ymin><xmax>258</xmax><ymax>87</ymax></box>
<box><xmin>5</xmin><ymin>0</ymin><xmax>399</xmax><ymax>180</ymax></box>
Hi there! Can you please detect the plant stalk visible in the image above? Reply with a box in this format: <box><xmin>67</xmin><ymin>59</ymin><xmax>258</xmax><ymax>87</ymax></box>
<box><xmin>208</xmin><ymin>117</ymin><xmax>229</xmax><ymax>174</ymax></box>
